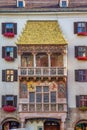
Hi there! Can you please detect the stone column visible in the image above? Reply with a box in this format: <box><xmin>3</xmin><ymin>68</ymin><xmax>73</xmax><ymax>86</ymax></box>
<box><xmin>48</xmin><ymin>52</ymin><xmax>51</xmax><ymax>67</ymax></box>
<box><xmin>21</xmin><ymin>118</ymin><xmax>25</xmax><ymax>128</ymax></box>
<box><xmin>60</xmin><ymin>121</ymin><xmax>65</xmax><ymax>130</ymax></box>
<box><xmin>33</xmin><ymin>53</ymin><xmax>36</xmax><ymax>67</ymax></box>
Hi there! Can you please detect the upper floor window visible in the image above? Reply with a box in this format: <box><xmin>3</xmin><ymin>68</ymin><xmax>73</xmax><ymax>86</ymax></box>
<box><xmin>2</xmin><ymin>46</ymin><xmax>17</xmax><ymax>61</ymax></box>
<box><xmin>75</xmin><ymin>70</ymin><xmax>87</xmax><ymax>82</ymax></box>
<box><xmin>74</xmin><ymin>22</ymin><xmax>87</xmax><ymax>36</ymax></box>
<box><xmin>60</xmin><ymin>0</ymin><xmax>68</xmax><ymax>7</ymax></box>
<box><xmin>2</xmin><ymin>95</ymin><xmax>17</xmax><ymax>107</ymax></box>
<box><xmin>2</xmin><ymin>23</ymin><xmax>17</xmax><ymax>37</ymax></box>
<box><xmin>17</xmin><ymin>0</ymin><xmax>25</xmax><ymax>7</ymax></box>
<box><xmin>2</xmin><ymin>69</ymin><xmax>18</xmax><ymax>82</ymax></box>
<box><xmin>75</xmin><ymin>46</ymin><xmax>87</xmax><ymax>60</ymax></box>
<box><xmin>76</xmin><ymin>95</ymin><xmax>87</xmax><ymax>107</ymax></box>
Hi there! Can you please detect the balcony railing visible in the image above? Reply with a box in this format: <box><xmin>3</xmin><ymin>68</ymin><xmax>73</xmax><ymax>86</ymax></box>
<box><xmin>18</xmin><ymin>67</ymin><xmax>67</xmax><ymax>76</ymax></box>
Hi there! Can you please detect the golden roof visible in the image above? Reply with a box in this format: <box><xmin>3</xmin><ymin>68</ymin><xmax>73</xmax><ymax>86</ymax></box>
<box><xmin>16</xmin><ymin>21</ymin><xmax>67</xmax><ymax>45</ymax></box>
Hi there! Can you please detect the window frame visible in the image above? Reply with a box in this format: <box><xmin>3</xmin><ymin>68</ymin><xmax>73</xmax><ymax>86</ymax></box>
<box><xmin>74</xmin><ymin>22</ymin><xmax>87</xmax><ymax>34</ymax></box>
<box><xmin>76</xmin><ymin>95</ymin><xmax>87</xmax><ymax>107</ymax></box>
<box><xmin>75</xmin><ymin>69</ymin><xmax>87</xmax><ymax>82</ymax></box>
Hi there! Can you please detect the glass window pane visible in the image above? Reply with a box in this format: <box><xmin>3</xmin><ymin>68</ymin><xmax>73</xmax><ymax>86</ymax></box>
<box><xmin>36</xmin><ymin>86</ymin><xmax>42</xmax><ymax>92</ymax></box>
<box><xmin>29</xmin><ymin>92</ymin><xmax>35</xmax><ymax>102</ymax></box>
<box><xmin>51</xmin><ymin>92</ymin><xmax>56</xmax><ymax>103</ymax></box>
<box><xmin>43</xmin><ymin>86</ymin><xmax>49</xmax><ymax>92</ymax></box>
<box><xmin>36</xmin><ymin>94</ymin><xmax>42</xmax><ymax>103</ymax></box>
<box><xmin>44</xmin><ymin>93</ymin><xmax>49</xmax><ymax>102</ymax></box>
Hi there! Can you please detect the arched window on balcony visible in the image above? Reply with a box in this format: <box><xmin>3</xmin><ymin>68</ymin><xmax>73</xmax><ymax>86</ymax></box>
<box><xmin>51</xmin><ymin>53</ymin><xmax>63</xmax><ymax>67</ymax></box>
<box><xmin>36</xmin><ymin>53</ymin><xmax>48</xmax><ymax>67</ymax></box>
<box><xmin>21</xmin><ymin>53</ymin><xmax>33</xmax><ymax>67</ymax></box>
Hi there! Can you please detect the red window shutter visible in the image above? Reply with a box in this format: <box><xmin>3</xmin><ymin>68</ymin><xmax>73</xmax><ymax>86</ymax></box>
<box><xmin>76</xmin><ymin>95</ymin><xmax>80</xmax><ymax>107</ymax></box>
<box><xmin>2</xmin><ymin>23</ymin><xmax>6</xmax><ymax>34</ymax></box>
<box><xmin>75</xmin><ymin>46</ymin><xmax>78</xmax><ymax>57</ymax></box>
<box><xmin>2</xmin><ymin>46</ymin><xmax>5</xmax><ymax>58</ymax></box>
<box><xmin>74</xmin><ymin>22</ymin><xmax>78</xmax><ymax>34</ymax></box>
<box><xmin>14</xmin><ymin>23</ymin><xmax>17</xmax><ymax>34</ymax></box>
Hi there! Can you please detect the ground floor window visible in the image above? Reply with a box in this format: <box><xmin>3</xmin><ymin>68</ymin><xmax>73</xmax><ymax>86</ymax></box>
<box><xmin>75</xmin><ymin>121</ymin><xmax>87</xmax><ymax>130</ymax></box>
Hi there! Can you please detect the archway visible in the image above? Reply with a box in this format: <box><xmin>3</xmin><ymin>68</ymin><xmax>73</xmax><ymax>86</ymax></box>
<box><xmin>75</xmin><ymin>120</ymin><xmax>87</xmax><ymax>130</ymax></box>
<box><xmin>1</xmin><ymin>117</ymin><xmax>21</xmax><ymax>130</ymax></box>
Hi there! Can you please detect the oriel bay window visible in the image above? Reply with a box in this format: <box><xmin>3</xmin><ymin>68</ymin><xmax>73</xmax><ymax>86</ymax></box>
<box><xmin>74</xmin><ymin>22</ymin><xmax>87</xmax><ymax>36</ymax></box>
<box><xmin>2</xmin><ymin>46</ymin><xmax>17</xmax><ymax>61</ymax></box>
<box><xmin>29</xmin><ymin>86</ymin><xmax>57</xmax><ymax>112</ymax></box>
<box><xmin>2</xmin><ymin>69</ymin><xmax>18</xmax><ymax>82</ymax></box>
<box><xmin>75</xmin><ymin>70</ymin><xmax>87</xmax><ymax>82</ymax></box>
<box><xmin>2</xmin><ymin>23</ymin><xmax>17</xmax><ymax>37</ymax></box>
<box><xmin>75</xmin><ymin>46</ymin><xmax>87</xmax><ymax>60</ymax></box>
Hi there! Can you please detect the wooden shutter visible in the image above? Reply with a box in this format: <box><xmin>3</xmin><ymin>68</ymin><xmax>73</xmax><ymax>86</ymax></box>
<box><xmin>75</xmin><ymin>70</ymin><xmax>79</xmax><ymax>81</ymax></box>
<box><xmin>14</xmin><ymin>70</ymin><xmax>18</xmax><ymax>81</ymax></box>
<box><xmin>74</xmin><ymin>22</ymin><xmax>78</xmax><ymax>34</ymax></box>
<box><xmin>75</xmin><ymin>46</ymin><xmax>78</xmax><ymax>57</ymax></box>
<box><xmin>14</xmin><ymin>23</ymin><xmax>17</xmax><ymax>34</ymax></box>
<box><xmin>2</xmin><ymin>47</ymin><xmax>5</xmax><ymax>58</ymax></box>
<box><xmin>2</xmin><ymin>95</ymin><xmax>6</xmax><ymax>107</ymax></box>
<box><xmin>76</xmin><ymin>96</ymin><xmax>80</xmax><ymax>107</ymax></box>
<box><xmin>2</xmin><ymin>23</ymin><xmax>6</xmax><ymax>34</ymax></box>
<box><xmin>13</xmin><ymin>47</ymin><xmax>17</xmax><ymax>58</ymax></box>
<box><xmin>2</xmin><ymin>70</ymin><xmax>6</xmax><ymax>81</ymax></box>
<box><xmin>14</xmin><ymin>96</ymin><xmax>17</xmax><ymax>107</ymax></box>
<box><xmin>85</xmin><ymin>22</ymin><xmax>87</xmax><ymax>32</ymax></box>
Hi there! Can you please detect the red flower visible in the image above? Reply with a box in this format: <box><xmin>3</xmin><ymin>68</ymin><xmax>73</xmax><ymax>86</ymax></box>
<box><xmin>77</xmin><ymin>32</ymin><xmax>87</xmax><ymax>36</ymax></box>
<box><xmin>3</xmin><ymin>105</ymin><xmax>16</xmax><ymax>112</ymax></box>
<box><xmin>5</xmin><ymin>57</ymin><xmax>14</xmax><ymax>61</ymax></box>
<box><xmin>4</xmin><ymin>32</ymin><xmax>14</xmax><ymax>37</ymax></box>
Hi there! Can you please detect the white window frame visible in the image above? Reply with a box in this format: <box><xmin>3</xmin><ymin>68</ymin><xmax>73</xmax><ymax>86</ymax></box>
<box><xmin>60</xmin><ymin>0</ymin><xmax>69</xmax><ymax>7</ymax></box>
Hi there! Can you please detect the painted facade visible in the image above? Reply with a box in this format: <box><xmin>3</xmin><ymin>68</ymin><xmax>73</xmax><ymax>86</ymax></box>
<box><xmin>0</xmin><ymin>0</ymin><xmax>87</xmax><ymax>130</ymax></box>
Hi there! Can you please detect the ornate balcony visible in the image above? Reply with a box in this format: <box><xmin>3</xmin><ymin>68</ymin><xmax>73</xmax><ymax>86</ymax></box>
<box><xmin>18</xmin><ymin>67</ymin><xmax>67</xmax><ymax>77</ymax></box>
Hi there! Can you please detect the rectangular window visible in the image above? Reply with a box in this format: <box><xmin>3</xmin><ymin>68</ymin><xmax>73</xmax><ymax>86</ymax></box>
<box><xmin>18</xmin><ymin>1</ymin><xmax>23</xmax><ymax>7</ymax></box>
<box><xmin>75</xmin><ymin>70</ymin><xmax>87</xmax><ymax>82</ymax></box>
<box><xmin>2</xmin><ymin>23</ymin><xmax>17</xmax><ymax>35</ymax></box>
<box><xmin>29</xmin><ymin>92</ymin><xmax>35</xmax><ymax>103</ymax></box>
<box><xmin>74</xmin><ymin>22</ymin><xmax>87</xmax><ymax>34</ymax></box>
<box><xmin>38</xmin><ymin>127</ymin><xmax>43</xmax><ymax>130</ymax></box>
<box><xmin>2</xmin><ymin>95</ymin><xmax>17</xmax><ymax>107</ymax></box>
<box><xmin>51</xmin><ymin>92</ymin><xmax>56</xmax><ymax>103</ymax></box>
<box><xmin>2</xmin><ymin>70</ymin><xmax>18</xmax><ymax>82</ymax></box>
<box><xmin>2</xmin><ymin>46</ymin><xmax>17</xmax><ymax>60</ymax></box>
<box><xmin>76</xmin><ymin>95</ymin><xmax>87</xmax><ymax>107</ymax></box>
<box><xmin>62</xmin><ymin>1</ymin><xmax>67</xmax><ymax>7</ymax></box>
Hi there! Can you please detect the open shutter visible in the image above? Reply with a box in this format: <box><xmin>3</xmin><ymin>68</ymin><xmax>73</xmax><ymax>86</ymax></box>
<box><xmin>2</xmin><ymin>70</ymin><xmax>6</xmax><ymax>81</ymax></box>
<box><xmin>2</xmin><ymin>95</ymin><xmax>6</xmax><ymax>107</ymax></box>
<box><xmin>14</xmin><ymin>96</ymin><xmax>17</xmax><ymax>107</ymax></box>
<box><xmin>14</xmin><ymin>70</ymin><xmax>18</xmax><ymax>81</ymax></box>
<box><xmin>76</xmin><ymin>95</ymin><xmax>80</xmax><ymax>107</ymax></box>
<box><xmin>13</xmin><ymin>47</ymin><xmax>17</xmax><ymax>58</ymax></box>
<box><xmin>14</xmin><ymin>23</ymin><xmax>17</xmax><ymax>34</ymax></box>
<box><xmin>2</xmin><ymin>23</ymin><xmax>6</xmax><ymax>34</ymax></box>
<box><xmin>75</xmin><ymin>46</ymin><xmax>78</xmax><ymax>57</ymax></box>
<box><xmin>2</xmin><ymin>47</ymin><xmax>5</xmax><ymax>58</ymax></box>
<box><xmin>75</xmin><ymin>70</ymin><xmax>79</xmax><ymax>81</ymax></box>
<box><xmin>74</xmin><ymin>22</ymin><xmax>78</xmax><ymax>34</ymax></box>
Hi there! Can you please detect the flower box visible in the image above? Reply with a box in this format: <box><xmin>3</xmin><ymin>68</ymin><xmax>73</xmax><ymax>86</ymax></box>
<box><xmin>79</xmin><ymin>106</ymin><xmax>87</xmax><ymax>111</ymax></box>
<box><xmin>3</xmin><ymin>105</ymin><xmax>16</xmax><ymax>112</ymax></box>
<box><xmin>77</xmin><ymin>56</ymin><xmax>87</xmax><ymax>60</ymax></box>
<box><xmin>4</xmin><ymin>32</ymin><xmax>14</xmax><ymax>37</ymax></box>
<box><xmin>5</xmin><ymin>57</ymin><xmax>14</xmax><ymax>61</ymax></box>
<box><xmin>77</xmin><ymin>32</ymin><xmax>87</xmax><ymax>36</ymax></box>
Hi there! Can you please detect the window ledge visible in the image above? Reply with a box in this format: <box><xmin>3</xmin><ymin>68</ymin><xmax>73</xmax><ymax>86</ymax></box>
<box><xmin>4</xmin><ymin>32</ymin><xmax>14</xmax><ymax>38</ymax></box>
<box><xmin>3</xmin><ymin>105</ymin><xmax>16</xmax><ymax>112</ymax></box>
<box><xmin>79</xmin><ymin>106</ymin><xmax>87</xmax><ymax>111</ymax></box>
<box><xmin>77</xmin><ymin>32</ymin><xmax>87</xmax><ymax>36</ymax></box>
<box><xmin>5</xmin><ymin>57</ymin><xmax>14</xmax><ymax>61</ymax></box>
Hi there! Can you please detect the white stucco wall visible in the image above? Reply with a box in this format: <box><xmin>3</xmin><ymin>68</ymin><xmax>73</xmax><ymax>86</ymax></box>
<box><xmin>0</xmin><ymin>12</ymin><xmax>87</xmax><ymax>109</ymax></box>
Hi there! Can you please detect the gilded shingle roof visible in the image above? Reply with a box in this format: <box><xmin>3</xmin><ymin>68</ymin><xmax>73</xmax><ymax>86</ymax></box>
<box><xmin>16</xmin><ymin>21</ymin><xmax>67</xmax><ymax>45</ymax></box>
